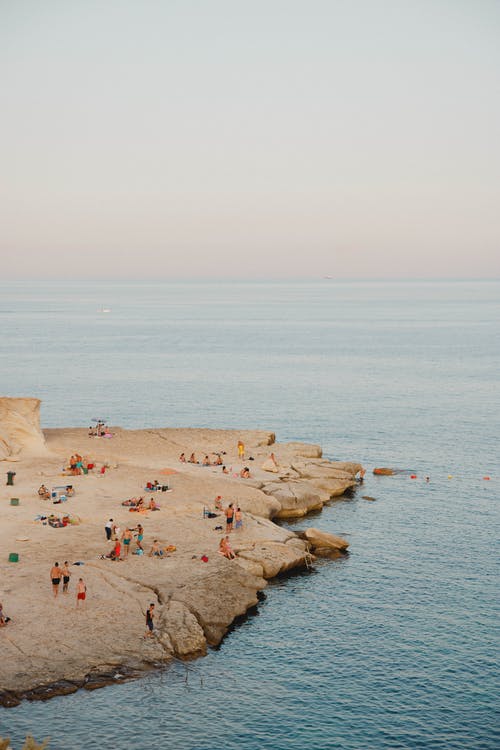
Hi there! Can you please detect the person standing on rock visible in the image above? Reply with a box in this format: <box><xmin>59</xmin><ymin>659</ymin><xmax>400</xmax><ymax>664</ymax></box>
<box><xmin>76</xmin><ymin>578</ymin><xmax>86</xmax><ymax>609</ymax></box>
<box><xmin>225</xmin><ymin>503</ymin><xmax>234</xmax><ymax>533</ymax></box>
<box><xmin>145</xmin><ymin>603</ymin><xmax>155</xmax><ymax>637</ymax></box>
<box><xmin>122</xmin><ymin>527</ymin><xmax>133</xmax><ymax>557</ymax></box>
<box><xmin>135</xmin><ymin>523</ymin><xmax>144</xmax><ymax>551</ymax></box>
<box><xmin>237</xmin><ymin>440</ymin><xmax>245</xmax><ymax>460</ymax></box>
<box><xmin>234</xmin><ymin>507</ymin><xmax>243</xmax><ymax>530</ymax></box>
<box><xmin>105</xmin><ymin>518</ymin><xmax>113</xmax><ymax>541</ymax></box>
<box><xmin>61</xmin><ymin>561</ymin><xmax>71</xmax><ymax>594</ymax></box>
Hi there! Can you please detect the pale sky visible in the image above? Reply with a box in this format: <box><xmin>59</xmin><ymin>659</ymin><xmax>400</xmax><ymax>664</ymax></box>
<box><xmin>1</xmin><ymin>0</ymin><xmax>499</xmax><ymax>279</ymax></box>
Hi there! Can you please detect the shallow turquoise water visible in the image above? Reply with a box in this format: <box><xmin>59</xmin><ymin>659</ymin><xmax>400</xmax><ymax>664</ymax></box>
<box><xmin>0</xmin><ymin>280</ymin><xmax>499</xmax><ymax>749</ymax></box>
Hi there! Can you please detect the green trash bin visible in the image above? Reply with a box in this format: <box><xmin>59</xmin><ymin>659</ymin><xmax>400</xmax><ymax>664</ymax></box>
<box><xmin>9</xmin><ymin>553</ymin><xmax>19</xmax><ymax>563</ymax></box>
<box><xmin>10</xmin><ymin>498</ymin><xmax>20</xmax><ymax>506</ymax></box>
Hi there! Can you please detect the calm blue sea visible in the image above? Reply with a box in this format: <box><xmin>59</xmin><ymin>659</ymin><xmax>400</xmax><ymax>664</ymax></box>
<box><xmin>0</xmin><ymin>280</ymin><xmax>499</xmax><ymax>749</ymax></box>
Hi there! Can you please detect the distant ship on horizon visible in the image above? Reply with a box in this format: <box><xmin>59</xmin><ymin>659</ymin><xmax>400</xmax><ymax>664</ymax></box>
<box><xmin>323</xmin><ymin>275</ymin><xmax>333</xmax><ymax>279</ymax></box>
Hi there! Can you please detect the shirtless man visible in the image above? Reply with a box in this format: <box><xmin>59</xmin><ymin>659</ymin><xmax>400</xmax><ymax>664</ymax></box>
<box><xmin>225</xmin><ymin>503</ymin><xmax>235</xmax><ymax>533</ymax></box>
<box><xmin>38</xmin><ymin>484</ymin><xmax>50</xmax><ymax>500</ymax></box>
<box><xmin>76</xmin><ymin>578</ymin><xmax>86</xmax><ymax>609</ymax></box>
<box><xmin>145</xmin><ymin>603</ymin><xmax>155</xmax><ymax>637</ymax></box>
<box><xmin>121</xmin><ymin>528</ymin><xmax>133</xmax><ymax>557</ymax></box>
<box><xmin>149</xmin><ymin>540</ymin><xmax>162</xmax><ymax>557</ymax></box>
<box><xmin>61</xmin><ymin>561</ymin><xmax>71</xmax><ymax>594</ymax></box>
<box><xmin>135</xmin><ymin>523</ymin><xmax>144</xmax><ymax>551</ymax></box>
<box><xmin>50</xmin><ymin>562</ymin><xmax>61</xmax><ymax>598</ymax></box>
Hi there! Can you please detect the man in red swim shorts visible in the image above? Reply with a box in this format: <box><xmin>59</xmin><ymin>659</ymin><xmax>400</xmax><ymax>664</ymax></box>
<box><xmin>76</xmin><ymin>578</ymin><xmax>86</xmax><ymax>609</ymax></box>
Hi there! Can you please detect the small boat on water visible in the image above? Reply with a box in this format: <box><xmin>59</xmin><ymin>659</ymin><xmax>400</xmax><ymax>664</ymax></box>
<box><xmin>99</xmin><ymin>306</ymin><xmax>111</xmax><ymax>313</ymax></box>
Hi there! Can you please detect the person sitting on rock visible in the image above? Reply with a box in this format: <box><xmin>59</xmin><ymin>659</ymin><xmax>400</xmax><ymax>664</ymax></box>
<box><xmin>202</xmin><ymin>455</ymin><xmax>211</xmax><ymax>466</ymax></box>
<box><xmin>214</xmin><ymin>495</ymin><xmax>223</xmax><ymax>511</ymax></box>
<box><xmin>188</xmin><ymin>453</ymin><xmax>197</xmax><ymax>464</ymax></box>
<box><xmin>148</xmin><ymin>498</ymin><xmax>160</xmax><ymax>511</ymax></box>
<box><xmin>38</xmin><ymin>484</ymin><xmax>50</xmax><ymax>500</ymax></box>
<box><xmin>0</xmin><ymin>601</ymin><xmax>11</xmax><ymax>626</ymax></box>
<box><xmin>179</xmin><ymin>452</ymin><xmax>186</xmax><ymax>463</ymax></box>
<box><xmin>218</xmin><ymin>536</ymin><xmax>236</xmax><ymax>560</ymax></box>
<box><xmin>240</xmin><ymin>467</ymin><xmax>251</xmax><ymax>479</ymax></box>
<box><xmin>149</xmin><ymin>540</ymin><xmax>164</xmax><ymax>557</ymax></box>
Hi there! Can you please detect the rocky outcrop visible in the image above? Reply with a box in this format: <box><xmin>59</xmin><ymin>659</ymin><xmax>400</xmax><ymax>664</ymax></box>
<box><xmin>0</xmin><ymin>397</ymin><xmax>47</xmax><ymax>461</ymax></box>
<box><xmin>287</xmin><ymin>459</ymin><xmax>359</xmax><ymax>500</ymax></box>
<box><xmin>237</xmin><ymin>538</ymin><xmax>309</xmax><ymax>577</ymax></box>
<box><xmin>282</xmin><ymin>442</ymin><xmax>322</xmax><ymax>458</ymax></box>
<box><xmin>302</xmin><ymin>527</ymin><xmax>349</xmax><ymax>555</ymax></box>
<box><xmin>261</xmin><ymin>481</ymin><xmax>324</xmax><ymax>518</ymax></box>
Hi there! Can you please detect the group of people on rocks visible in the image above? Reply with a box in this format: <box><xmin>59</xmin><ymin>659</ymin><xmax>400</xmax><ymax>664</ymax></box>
<box><xmin>179</xmin><ymin>452</ymin><xmax>226</xmax><ymax>466</ymax></box>
<box><xmin>88</xmin><ymin>421</ymin><xmax>111</xmax><ymax>438</ymax></box>
<box><xmin>49</xmin><ymin>561</ymin><xmax>86</xmax><ymax>607</ymax></box>
<box><xmin>214</xmin><ymin>496</ymin><xmax>243</xmax><ymax>534</ymax></box>
<box><xmin>66</xmin><ymin>454</ymin><xmax>101</xmax><ymax>475</ymax></box>
<box><xmin>103</xmin><ymin>520</ymin><xmax>174</xmax><ymax>561</ymax></box>
<box><xmin>38</xmin><ymin>484</ymin><xmax>74</xmax><ymax>501</ymax></box>
<box><xmin>122</xmin><ymin>496</ymin><xmax>160</xmax><ymax>511</ymax></box>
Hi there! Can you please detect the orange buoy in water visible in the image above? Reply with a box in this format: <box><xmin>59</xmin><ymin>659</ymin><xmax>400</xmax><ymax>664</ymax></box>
<box><xmin>410</xmin><ymin>474</ymin><xmax>417</xmax><ymax>479</ymax></box>
<box><xmin>483</xmin><ymin>476</ymin><xmax>491</xmax><ymax>480</ymax></box>
<box><xmin>373</xmin><ymin>468</ymin><xmax>395</xmax><ymax>476</ymax></box>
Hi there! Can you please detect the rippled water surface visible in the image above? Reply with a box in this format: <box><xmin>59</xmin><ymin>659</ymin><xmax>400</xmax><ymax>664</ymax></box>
<box><xmin>0</xmin><ymin>280</ymin><xmax>499</xmax><ymax>749</ymax></box>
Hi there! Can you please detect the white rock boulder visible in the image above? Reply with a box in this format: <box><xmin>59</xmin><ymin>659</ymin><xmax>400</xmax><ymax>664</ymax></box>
<box><xmin>0</xmin><ymin>397</ymin><xmax>48</xmax><ymax>460</ymax></box>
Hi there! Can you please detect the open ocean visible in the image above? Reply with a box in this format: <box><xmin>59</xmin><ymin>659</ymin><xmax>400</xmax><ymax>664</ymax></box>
<box><xmin>0</xmin><ymin>279</ymin><xmax>499</xmax><ymax>750</ymax></box>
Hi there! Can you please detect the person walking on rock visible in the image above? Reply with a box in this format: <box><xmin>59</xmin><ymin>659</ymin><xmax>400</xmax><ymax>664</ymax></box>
<box><xmin>76</xmin><ymin>578</ymin><xmax>86</xmax><ymax>609</ymax></box>
<box><xmin>61</xmin><ymin>561</ymin><xmax>71</xmax><ymax>594</ymax></box>
<box><xmin>225</xmin><ymin>503</ymin><xmax>234</xmax><ymax>534</ymax></box>
<box><xmin>105</xmin><ymin>518</ymin><xmax>113</xmax><ymax>541</ymax></box>
<box><xmin>145</xmin><ymin>603</ymin><xmax>155</xmax><ymax>637</ymax></box>
<box><xmin>50</xmin><ymin>562</ymin><xmax>61</xmax><ymax>598</ymax></box>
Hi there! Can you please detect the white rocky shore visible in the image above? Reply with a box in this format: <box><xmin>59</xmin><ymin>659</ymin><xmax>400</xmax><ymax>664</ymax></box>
<box><xmin>0</xmin><ymin>398</ymin><xmax>362</xmax><ymax>706</ymax></box>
